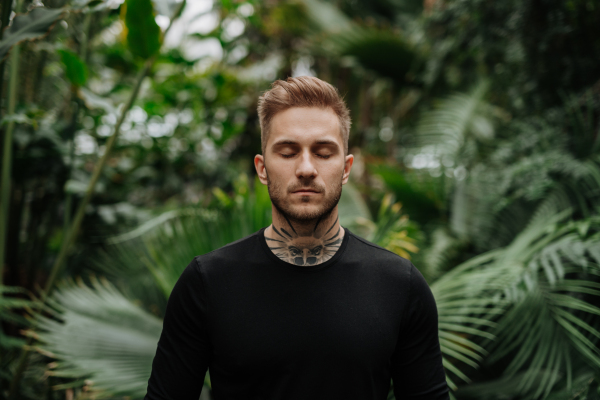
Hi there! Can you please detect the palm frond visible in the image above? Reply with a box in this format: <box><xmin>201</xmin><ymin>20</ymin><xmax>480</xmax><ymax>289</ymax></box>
<box><xmin>431</xmin><ymin>204</ymin><xmax>600</xmax><ymax>397</ymax></box>
<box><xmin>0</xmin><ymin>285</ymin><xmax>37</xmax><ymax>349</ymax></box>
<box><xmin>301</xmin><ymin>0</ymin><xmax>354</xmax><ymax>33</ymax></box>
<box><xmin>421</xmin><ymin>224</ymin><xmax>474</xmax><ymax>280</ymax></box>
<box><xmin>34</xmin><ymin>276</ymin><xmax>163</xmax><ymax>399</ymax></box>
<box><xmin>413</xmin><ymin>81</ymin><xmax>498</xmax><ymax>162</ymax></box>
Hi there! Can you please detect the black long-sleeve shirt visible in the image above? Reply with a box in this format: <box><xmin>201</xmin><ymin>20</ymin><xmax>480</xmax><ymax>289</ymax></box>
<box><xmin>144</xmin><ymin>227</ymin><xmax>449</xmax><ymax>400</ymax></box>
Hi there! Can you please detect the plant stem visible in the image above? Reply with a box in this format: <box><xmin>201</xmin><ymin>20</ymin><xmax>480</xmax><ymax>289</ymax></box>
<box><xmin>0</xmin><ymin>0</ymin><xmax>14</xmax><ymax>107</ymax></box>
<box><xmin>80</xmin><ymin>12</ymin><xmax>91</xmax><ymax>63</ymax></box>
<box><xmin>0</xmin><ymin>25</ymin><xmax>18</xmax><ymax>289</ymax></box>
<box><xmin>61</xmin><ymin>97</ymin><xmax>80</xmax><ymax>248</ymax></box>
<box><xmin>45</xmin><ymin>58</ymin><xmax>155</xmax><ymax>301</ymax></box>
<box><xmin>62</xmin><ymin>10</ymin><xmax>92</xmax><ymax>263</ymax></box>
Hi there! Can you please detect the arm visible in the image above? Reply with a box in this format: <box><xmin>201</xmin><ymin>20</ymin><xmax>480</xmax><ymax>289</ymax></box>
<box><xmin>391</xmin><ymin>263</ymin><xmax>449</xmax><ymax>400</ymax></box>
<box><xmin>144</xmin><ymin>258</ymin><xmax>211</xmax><ymax>400</ymax></box>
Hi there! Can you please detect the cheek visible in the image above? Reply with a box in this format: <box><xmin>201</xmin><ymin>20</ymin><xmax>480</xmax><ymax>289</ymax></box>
<box><xmin>265</xmin><ymin>163</ymin><xmax>289</xmax><ymax>184</ymax></box>
<box><xmin>322</xmin><ymin>164</ymin><xmax>345</xmax><ymax>184</ymax></box>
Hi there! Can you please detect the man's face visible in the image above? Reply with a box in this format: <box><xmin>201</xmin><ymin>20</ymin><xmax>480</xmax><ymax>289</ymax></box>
<box><xmin>255</xmin><ymin>107</ymin><xmax>353</xmax><ymax>224</ymax></box>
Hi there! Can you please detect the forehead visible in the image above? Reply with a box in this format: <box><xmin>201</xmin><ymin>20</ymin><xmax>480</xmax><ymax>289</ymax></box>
<box><xmin>267</xmin><ymin>107</ymin><xmax>342</xmax><ymax>148</ymax></box>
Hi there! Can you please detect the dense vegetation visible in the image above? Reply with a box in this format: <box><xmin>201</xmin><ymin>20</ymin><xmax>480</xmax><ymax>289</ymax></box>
<box><xmin>0</xmin><ymin>0</ymin><xmax>599</xmax><ymax>398</ymax></box>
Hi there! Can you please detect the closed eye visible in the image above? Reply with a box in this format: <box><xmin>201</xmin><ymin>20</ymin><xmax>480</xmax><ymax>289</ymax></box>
<box><xmin>280</xmin><ymin>153</ymin><xmax>332</xmax><ymax>159</ymax></box>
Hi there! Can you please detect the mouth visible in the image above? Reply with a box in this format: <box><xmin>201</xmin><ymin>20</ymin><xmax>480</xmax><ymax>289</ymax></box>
<box><xmin>293</xmin><ymin>189</ymin><xmax>320</xmax><ymax>195</ymax></box>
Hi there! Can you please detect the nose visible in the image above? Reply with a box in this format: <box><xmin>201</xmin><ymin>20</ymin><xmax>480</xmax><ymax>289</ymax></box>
<box><xmin>295</xmin><ymin>150</ymin><xmax>318</xmax><ymax>179</ymax></box>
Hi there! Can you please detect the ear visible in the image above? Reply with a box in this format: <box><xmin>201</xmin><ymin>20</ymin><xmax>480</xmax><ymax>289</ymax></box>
<box><xmin>254</xmin><ymin>154</ymin><xmax>268</xmax><ymax>185</ymax></box>
<box><xmin>342</xmin><ymin>154</ymin><xmax>354</xmax><ymax>185</ymax></box>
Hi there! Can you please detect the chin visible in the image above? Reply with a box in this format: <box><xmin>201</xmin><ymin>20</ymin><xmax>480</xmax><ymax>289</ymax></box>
<box><xmin>289</xmin><ymin>207</ymin><xmax>321</xmax><ymax>220</ymax></box>
<box><xmin>286</xmin><ymin>203</ymin><xmax>334</xmax><ymax>221</ymax></box>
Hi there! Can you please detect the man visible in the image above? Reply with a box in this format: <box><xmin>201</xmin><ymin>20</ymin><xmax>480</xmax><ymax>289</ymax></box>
<box><xmin>144</xmin><ymin>76</ymin><xmax>449</xmax><ymax>400</ymax></box>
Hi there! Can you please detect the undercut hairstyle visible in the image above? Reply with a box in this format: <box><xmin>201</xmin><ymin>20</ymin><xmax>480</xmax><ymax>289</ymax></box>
<box><xmin>257</xmin><ymin>76</ymin><xmax>351</xmax><ymax>156</ymax></box>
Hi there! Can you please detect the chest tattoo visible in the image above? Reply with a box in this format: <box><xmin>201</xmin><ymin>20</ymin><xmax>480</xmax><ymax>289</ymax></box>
<box><xmin>266</xmin><ymin>216</ymin><xmax>343</xmax><ymax>266</ymax></box>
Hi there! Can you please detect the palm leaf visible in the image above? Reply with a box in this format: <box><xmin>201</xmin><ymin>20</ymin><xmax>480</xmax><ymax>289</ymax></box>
<box><xmin>34</xmin><ymin>276</ymin><xmax>163</xmax><ymax>398</ymax></box>
<box><xmin>414</xmin><ymin>81</ymin><xmax>496</xmax><ymax>161</ymax></box>
<box><xmin>0</xmin><ymin>285</ymin><xmax>37</xmax><ymax>349</ymax></box>
<box><xmin>431</xmin><ymin>204</ymin><xmax>600</xmax><ymax>397</ymax></box>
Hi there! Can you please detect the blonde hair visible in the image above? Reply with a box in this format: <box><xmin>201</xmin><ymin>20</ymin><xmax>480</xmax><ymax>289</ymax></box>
<box><xmin>257</xmin><ymin>76</ymin><xmax>351</xmax><ymax>155</ymax></box>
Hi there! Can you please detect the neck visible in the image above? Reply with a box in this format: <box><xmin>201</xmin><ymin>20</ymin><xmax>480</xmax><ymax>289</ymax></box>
<box><xmin>264</xmin><ymin>208</ymin><xmax>345</xmax><ymax>266</ymax></box>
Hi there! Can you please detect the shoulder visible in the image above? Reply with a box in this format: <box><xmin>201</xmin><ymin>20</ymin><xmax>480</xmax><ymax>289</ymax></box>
<box><xmin>346</xmin><ymin>232</ymin><xmax>437</xmax><ymax>317</ymax></box>
<box><xmin>346</xmin><ymin>229</ymin><xmax>413</xmax><ymax>267</ymax></box>
<box><xmin>345</xmin><ymin>229</ymin><xmax>415</xmax><ymax>280</ymax></box>
<box><xmin>193</xmin><ymin>229</ymin><xmax>264</xmax><ymax>273</ymax></box>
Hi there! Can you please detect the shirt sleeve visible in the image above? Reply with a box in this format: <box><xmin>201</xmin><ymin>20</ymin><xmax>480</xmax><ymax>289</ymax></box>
<box><xmin>144</xmin><ymin>258</ymin><xmax>211</xmax><ymax>400</ymax></box>
<box><xmin>391</xmin><ymin>263</ymin><xmax>450</xmax><ymax>400</ymax></box>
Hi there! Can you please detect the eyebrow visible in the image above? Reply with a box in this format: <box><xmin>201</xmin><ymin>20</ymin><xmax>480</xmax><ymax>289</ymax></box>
<box><xmin>271</xmin><ymin>139</ymin><xmax>340</xmax><ymax>147</ymax></box>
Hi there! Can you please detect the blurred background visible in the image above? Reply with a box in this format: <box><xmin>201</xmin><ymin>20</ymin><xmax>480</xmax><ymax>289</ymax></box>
<box><xmin>0</xmin><ymin>0</ymin><xmax>599</xmax><ymax>398</ymax></box>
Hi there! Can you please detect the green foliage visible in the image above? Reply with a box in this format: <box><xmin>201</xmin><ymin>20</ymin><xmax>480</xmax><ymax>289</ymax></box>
<box><xmin>424</xmin><ymin>0</ymin><xmax>600</xmax><ymax>107</ymax></box>
<box><xmin>93</xmin><ymin>175</ymin><xmax>272</xmax><ymax>302</ymax></box>
<box><xmin>369</xmin><ymin>163</ymin><xmax>443</xmax><ymax>225</ymax></box>
<box><xmin>369</xmin><ymin>194</ymin><xmax>420</xmax><ymax>260</ymax></box>
<box><xmin>262</xmin><ymin>2</ymin><xmax>309</xmax><ymax>37</ymax></box>
<box><xmin>35</xmin><ymin>277</ymin><xmax>163</xmax><ymax>398</ymax></box>
<box><xmin>337</xmin><ymin>181</ymin><xmax>372</xmax><ymax>232</ymax></box>
<box><xmin>433</xmin><ymin>207</ymin><xmax>600</xmax><ymax>397</ymax></box>
<box><xmin>414</xmin><ymin>81</ymin><xmax>499</xmax><ymax>164</ymax></box>
<box><xmin>124</xmin><ymin>0</ymin><xmax>161</xmax><ymax>59</ymax></box>
<box><xmin>0</xmin><ymin>7</ymin><xmax>65</xmax><ymax>62</ymax></box>
<box><xmin>303</xmin><ymin>0</ymin><xmax>420</xmax><ymax>83</ymax></box>
<box><xmin>58</xmin><ymin>50</ymin><xmax>88</xmax><ymax>86</ymax></box>
<box><xmin>2</xmin><ymin>0</ymin><xmax>600</xmax><ymax>398</ymax></box>
<box><xmin>334</xmin><ymin>29</ymin><xmax>419</xmax><ymax>84</ymax></box>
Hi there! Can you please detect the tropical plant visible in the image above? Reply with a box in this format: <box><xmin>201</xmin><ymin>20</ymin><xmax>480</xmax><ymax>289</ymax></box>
<box><xmin>438</xmin><ymin>206</ymin><xmax>600</xmax><ymax>398</ymax></box>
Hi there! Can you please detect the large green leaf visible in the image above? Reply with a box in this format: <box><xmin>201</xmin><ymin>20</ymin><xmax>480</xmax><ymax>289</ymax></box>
<box><xmin>58</xmin><ymin>49</ymin><xmax>88</xmax><ymax>86</ymax></box>
<box><xmin>301</xmin><ymin>0</ymin><xmax>420</xmax><ymax>83</ymax></box>
<box><xmin>369</xmin><ymin>163</ymin><xmax>443</xmax><ymax>225</ymax></box>
<box><xmin>125</xmin><ymin>0</ymin><xmax>161</xmax><ymax>59</ymax></box>
<box><xmin>333</xmin><ymin>29</ymin><xmax>418</xmax><ymax>83</ymax></box>
<box><xmin>0</xmin><ymin>7</ymin><xmax>66</xmax><ymax>62</ymax></box>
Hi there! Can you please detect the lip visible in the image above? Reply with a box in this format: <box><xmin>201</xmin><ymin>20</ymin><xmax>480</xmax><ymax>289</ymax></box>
<box><xmin>293</xmin><ymin>190</ymin><xmax>320</xmax><ymax>194</ymax></box>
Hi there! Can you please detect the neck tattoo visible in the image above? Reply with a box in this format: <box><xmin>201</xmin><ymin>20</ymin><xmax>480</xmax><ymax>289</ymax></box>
<box><xmin>265</xmin><ymin>215</ymin><xmax>344</xmax><ymax>266</ymax></box>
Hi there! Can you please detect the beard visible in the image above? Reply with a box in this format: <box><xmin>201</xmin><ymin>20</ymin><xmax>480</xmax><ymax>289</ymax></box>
<box><xmin>266</xmin><ymin>169</ymin><xmax>343</xmax><ymax>224</ymax></box>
